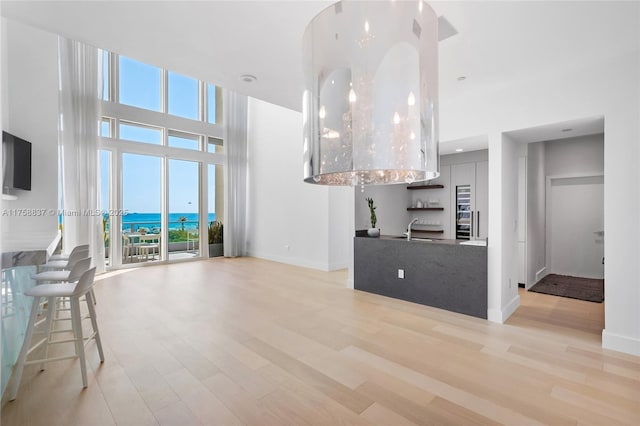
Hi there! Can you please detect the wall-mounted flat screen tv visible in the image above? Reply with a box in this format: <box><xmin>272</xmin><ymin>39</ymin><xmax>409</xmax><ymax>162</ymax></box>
<box><xmin>2</xmin><ymin>131</ymin><xmax>32</xmax><ymax>192</ymax></box>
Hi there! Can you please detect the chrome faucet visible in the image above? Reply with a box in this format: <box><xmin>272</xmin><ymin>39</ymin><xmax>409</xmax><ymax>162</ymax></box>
<box><xmin>407</xmin><ymin>218</ymin><xmax>419</xmax><ymax>241</ymax></box>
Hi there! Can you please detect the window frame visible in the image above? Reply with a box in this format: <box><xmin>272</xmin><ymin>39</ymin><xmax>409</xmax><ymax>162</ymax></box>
<box><xmin>99</xmin><ymin>49</ymin><xmax>225</xmax><ymax>270</ymax></box>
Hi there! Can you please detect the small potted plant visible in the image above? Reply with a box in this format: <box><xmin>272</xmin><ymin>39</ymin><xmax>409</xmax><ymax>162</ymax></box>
<box><xmin>366</xmin><ymin>197</ymin><xmax>380</xmax><ymax>237</ymax></box>
<box><xmin>208</xmin><ymin>221</ymin><xmax>224</xmax><ymax>257</ymax></box>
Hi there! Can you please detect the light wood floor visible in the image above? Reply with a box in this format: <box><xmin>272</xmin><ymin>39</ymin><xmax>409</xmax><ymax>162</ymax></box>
<box><xmin>2</xmin><ymin>258</ymin><xmax>638</xmax><ymax>425</ymax></box>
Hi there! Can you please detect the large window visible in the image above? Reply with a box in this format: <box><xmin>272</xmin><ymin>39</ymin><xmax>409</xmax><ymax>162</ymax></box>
<box><xmin>119</xmin><ymin>56</ymin><xmax>162</xmax><ymax>111</ymax></box>
<box><xmin>102</xmin><ymin>51</ymin><xmax>110</xmax><ymax>101</ymax></box>
<box><xmin>168</xmin><ymin>131</ymin><xmax>199</xmax><ymax>151</ymax></box>
<box><xmin>119</xmin><ymin>122</ymin><xmax>162</xmax><ymax>145</ymax></box>
<box><xmin>208</xmin><ymin>137</ymin><xmax>224</xmax><ymax>154</ymax></box>
<box><xmin>100</xmin><ymin>118</ymin><xmax>111</xmax><ymax>137</ymax></box>
<box><xmin>168</xmin><ymin>71</ymin><xmax>199</xmax><ymax>120</ymax></box>
<box><xmin>99</xmin><ymin>50</ymin><xmax>225</xmax><ymax>269</ymax></box>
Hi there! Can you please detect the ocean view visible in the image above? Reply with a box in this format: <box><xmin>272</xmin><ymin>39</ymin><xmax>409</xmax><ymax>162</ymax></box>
<box><xmin>115</xmin><ymin>212</ymin><xmax>216</xmax><ymax>233</ymax></box>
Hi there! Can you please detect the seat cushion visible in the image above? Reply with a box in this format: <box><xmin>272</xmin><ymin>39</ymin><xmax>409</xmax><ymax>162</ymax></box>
<box><xmin>25</xmin><ymin>283</ymin><xmax>77</xmax><ymax>297</ymax></box>
<box><xmin>41</xmin><ymin>260</ymin><xmax>69</xmax><ymax>269</ymax></box>
<box><xmin>33</xmin><ymin>271</ymin><xmax>71</xmax><ymax>282</ymax></box>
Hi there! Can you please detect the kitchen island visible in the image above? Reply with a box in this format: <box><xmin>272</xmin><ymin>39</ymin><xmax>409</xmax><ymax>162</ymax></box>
<box><xmin>354</xmin><ymin>236</ymin><xmax>487</xmax><ymax>319</ymax></box>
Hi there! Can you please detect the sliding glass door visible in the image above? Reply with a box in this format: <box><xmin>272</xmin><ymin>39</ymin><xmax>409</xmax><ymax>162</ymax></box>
<box><xmin>122</xmin><ymin>153</ymin><xmax>162</xmax><ymax>263</ymax></box>
<box><xmin>103</xmin><ymin>150</ymin><xmax>223</xmax><ymax>269</ymax></box>
<box><xmin>168</xmin><ymin>159</ymin><xmax>200</xmax><ymax>260</ymax></box>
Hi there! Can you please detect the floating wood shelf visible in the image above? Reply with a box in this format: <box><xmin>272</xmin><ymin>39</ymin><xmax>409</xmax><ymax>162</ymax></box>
<box><xmin>407</xmin><ymin>184</ymin><xmax>444</xmax><ymax>190</ymax></box>
<box><xmin>407</xmin><ymin>207</ymin><xmax>444</xmax><ymax>211</ymax></box>
<box><xmin>413</xmin><ymin>229</ymin><xmax>444</xmax><ymax>234</ymax></box>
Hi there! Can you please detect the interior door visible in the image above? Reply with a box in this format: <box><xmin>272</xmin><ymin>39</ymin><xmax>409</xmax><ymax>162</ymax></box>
<box><xmin>549</xmin><ymin>176</ymin><xmax>604</xmax><ymax>278</ymax></box>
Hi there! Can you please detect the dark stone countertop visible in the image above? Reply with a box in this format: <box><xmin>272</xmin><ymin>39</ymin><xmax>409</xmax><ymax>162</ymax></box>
<box><xmin>359</xmin><ymin>235</ymin><xmax>486</xmax><ymax>247</ymax></box>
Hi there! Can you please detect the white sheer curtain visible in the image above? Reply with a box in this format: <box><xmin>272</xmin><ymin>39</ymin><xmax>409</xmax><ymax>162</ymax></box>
<box><xmin>58</xmin><ymin>37</ymin><xmax>105</xmax><ymax>272</ymax></box>
<box><xmin>223</xmin><ymin>91</ymin><xmax>249</xmax><ymax>257</ymax></box>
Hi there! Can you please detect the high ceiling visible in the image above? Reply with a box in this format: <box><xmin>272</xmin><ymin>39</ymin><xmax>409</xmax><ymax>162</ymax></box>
<box><xmin>2</xmin><ymin>0</ymin><xmax>638</xmax><ymax>148</ymax></box>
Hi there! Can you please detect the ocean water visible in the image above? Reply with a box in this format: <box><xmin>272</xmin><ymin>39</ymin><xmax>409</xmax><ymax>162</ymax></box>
<box><xmin>118</xmin><ymin>212</ymin><xmax>216</xmax><ymax>232</ymax></box>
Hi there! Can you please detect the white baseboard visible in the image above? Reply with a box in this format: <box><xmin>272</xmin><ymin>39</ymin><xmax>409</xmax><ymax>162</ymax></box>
<box><xmin>246</xmin><ymin>251</ymin><xmax>331</xmax><ymax>271</ymax></box>
<box><xmin>327</xmin><ymin>260</ymin><xmax>349</xmax><ymax>272</ymax></box>
<box><xmin>602</xmin><ymin>329</ymin><xmax>640</xmax><ymax>356</ymax></box>
<box><xmin>487</xmin><ymin>294</ymin><xmax>521</xmax><ymax>323</ymax></box>
<box><xmin>487</xmin><ymin>308</ymin><xmax>503</xmax><ymax>323</ymax></box>
<box><xmin>502</xmin><ymin>294</ymin><xmax>520</xmax><ymax>321</ymax></box>
<box><xmin>535</xmin><ymin>267</ymin><xmax>547</xmax><ymax>283</ymax></box>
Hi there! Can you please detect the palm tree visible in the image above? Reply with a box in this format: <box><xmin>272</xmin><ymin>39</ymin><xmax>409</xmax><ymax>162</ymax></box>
<box><xmin>178</xmin><ymin>216</ymin><xmax>187</xmax><ymax>232</ymax></box>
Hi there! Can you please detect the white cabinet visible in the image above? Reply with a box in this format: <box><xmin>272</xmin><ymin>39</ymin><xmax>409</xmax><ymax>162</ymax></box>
<box><xmin>451</xmin><ymin>161</ymin><xmax>488</xmax><ymax>241</ymax></box>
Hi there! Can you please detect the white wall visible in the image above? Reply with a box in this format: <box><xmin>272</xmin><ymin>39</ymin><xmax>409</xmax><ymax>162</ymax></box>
<box><xmin>517</xmin><ymin>155</ymin><xmax>526</xmax><ymax>285</ymax></box>
<box><xmin>496</xmin><ymin>134</ymin><xmax>520</xmax><ymax>321</ymax></box>
<box><xmin>1</xmin><ymin>19</ymin><xmax>59</xmax><ymax>251</ymax></box>
<box><xmin>1</xmin><ymin>20</ymin><xmax>8</xmax><ymax>127</ymax></box>
<box><xmin>526</xmin><ymin>142</ymin><xmax>546</xmax><ymax>288</ymax></box>
<box><xmin>246</xmin><ymin>97</ymin><xmax>350</xmax><ymax>271</ymax></box>
<box><xmin>355</xmin><ymin>185</ymin><xmax>409</xmax><ymax>236</ymax></box>
<box><xmin>439</xmin><ymin>48</ymin><xmax>639</xmax><ymax>354</ymax></box>
<box><xmin>328</xmin><ymin>186</ymin><xmax>352</xmax><ymax>271</ymax></box>
<box><xmin>440</xmin><ymin>149</ymin><xmax>489</xmax><ymax>166</ymax></box>
<box><xmin>545</xmin><ymin>134</ymin><xmax>604</xmax><ymax>176</ymax></box>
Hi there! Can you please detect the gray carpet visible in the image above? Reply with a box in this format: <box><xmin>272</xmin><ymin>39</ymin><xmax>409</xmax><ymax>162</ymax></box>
<box><xmin>529</xmin><ymin>274</ymin><xmax>604</xmax><ymax>303</ymax></box>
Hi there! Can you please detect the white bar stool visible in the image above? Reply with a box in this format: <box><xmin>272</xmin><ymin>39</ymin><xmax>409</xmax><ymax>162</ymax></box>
<box><xmin>8</xmin><ymin>267</ymin><xmax>104</xmax><ymax>401</ymax></box>
<box><xmin>39</xmin><ymin>248</ymin><xmax>89</xmax><ymax>271</ymax></box>
<box><xmin>33</xmin><ymin>257</ymin><xmax>97</xmax><ymax>308</ymax></box>
<box><xmin>32</xmin><ymin>257</ymin><xmax>92</xmax><ymax>283</ymax></box>
<box><xmin>48</xmin><ymin>244</ymin><xmax>90</xmax><ymax>261</ymax></box>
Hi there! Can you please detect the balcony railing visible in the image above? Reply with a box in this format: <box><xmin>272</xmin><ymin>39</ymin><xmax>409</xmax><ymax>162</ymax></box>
<box><xmin>104</xmin><ymin>220</ymin><xmax>201</xmax><ymax>259</ymax></box>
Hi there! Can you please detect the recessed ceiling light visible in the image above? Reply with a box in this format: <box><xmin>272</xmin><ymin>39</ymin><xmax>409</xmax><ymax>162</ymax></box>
<box><xmin>457</xmin><ymin>76</ymin><xmax>466</xmax><ymax>81</ymax></box>
<box><xmin>239</xmin><ymin>74</ymin><xmax>257</xmax><ymax>83</ymax></box>
<box><xmin>455</xmin><ymin>148</ymin><xmax>464</xmax><ymax>152</ymax></box>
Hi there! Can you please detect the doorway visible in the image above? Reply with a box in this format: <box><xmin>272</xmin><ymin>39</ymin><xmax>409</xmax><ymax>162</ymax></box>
<box><xmin>514</xmin><ymin>124</ymin><xmax>605</xmax><ymax>339</ymax></box>
<box><xmin>548</xmin><ymin>175</ymin><xmax>604</xmax><ymax>279</ymax></box>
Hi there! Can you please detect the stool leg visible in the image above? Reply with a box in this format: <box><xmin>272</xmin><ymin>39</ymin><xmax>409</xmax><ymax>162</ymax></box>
<box><xmin>85</xmin><ymin>290</ymin><xmax>104</xmax><ymax>363</ymax></box>
<box><xmin>70</xmin><ymin>297</ymin><xmax>88</xmax><ymax>388</ymax></box>
<box><xmin>38</xmin><ymin>296</ymin><xmax>56</xmax><ymax>371</ymax></box>
<box><xmin>9</xmin><ymin>296</ymin><xmax>41</xmax><ymax>401</ymax></box>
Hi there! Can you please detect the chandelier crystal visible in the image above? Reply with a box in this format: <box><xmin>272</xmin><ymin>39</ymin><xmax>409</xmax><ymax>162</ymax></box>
<box><xmin>303</xmin><ymin>0</ymin><xmax>440</xmax><ymax>186</ymax></box>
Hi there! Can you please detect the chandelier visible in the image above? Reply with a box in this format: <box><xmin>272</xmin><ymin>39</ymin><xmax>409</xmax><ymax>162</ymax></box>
<box><xmin>303</xmin><ymin>0</ymin><xmax>439</xmax><ymax>186</ymax></box>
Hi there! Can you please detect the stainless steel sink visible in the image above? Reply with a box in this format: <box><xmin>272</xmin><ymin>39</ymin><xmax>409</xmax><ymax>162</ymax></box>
<box><xmin>390</xmin><ymin>236</ymin><xmax>432</xmax><ymax>242</ymax></box>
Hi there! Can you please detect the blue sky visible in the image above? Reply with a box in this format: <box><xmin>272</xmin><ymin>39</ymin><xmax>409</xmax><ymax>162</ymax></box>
<box><xmin>101</xmin><ymin>55</ymin><xmax>218</xmax><ymax>215</ymax></box>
